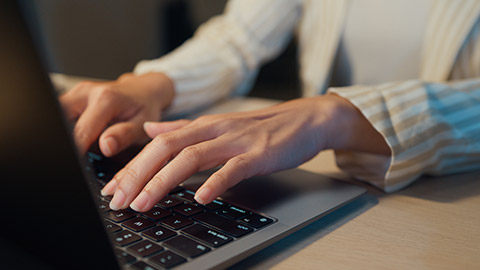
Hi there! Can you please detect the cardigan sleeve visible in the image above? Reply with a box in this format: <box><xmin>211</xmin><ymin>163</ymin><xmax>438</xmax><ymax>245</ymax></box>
<box><xmin>328</xmin><ymin>78</ymin><xmax>480</xmax><ymax>192</ymax></box>
<box><xmin>134</xmin><ymin>0</ymin><xmax>302</xmax><ymax>117</ymax></box>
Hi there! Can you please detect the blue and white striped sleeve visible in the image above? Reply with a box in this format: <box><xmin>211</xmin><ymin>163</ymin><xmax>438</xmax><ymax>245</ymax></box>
<box><xmin>329</xmin><ymin>78</ymin><xmax>480</xmax><ymax>192</ymax></box>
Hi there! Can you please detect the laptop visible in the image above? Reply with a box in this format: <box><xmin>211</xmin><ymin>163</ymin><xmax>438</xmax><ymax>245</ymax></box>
<box><xmin>0</xmin><ymin>1</ymin><xmax>366</xmax><ymax>269</ymax></box>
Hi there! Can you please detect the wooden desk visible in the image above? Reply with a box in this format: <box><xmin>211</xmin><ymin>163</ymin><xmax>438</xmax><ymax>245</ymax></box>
<box><xmin>248</xmin><ymin>152</ymin><xmax>480</xmax><ymax>270</ymax></box>
<box><xmin>52</xmin><ymin>75</ymin><xmax>480</xmax><ymax>270</ymax></box>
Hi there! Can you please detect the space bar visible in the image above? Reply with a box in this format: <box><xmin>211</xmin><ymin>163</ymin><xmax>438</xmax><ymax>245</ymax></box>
<box><xmin>192</xmin><ymin>212</ymin><xmax>252</xmax><ymax>238</ymax></box>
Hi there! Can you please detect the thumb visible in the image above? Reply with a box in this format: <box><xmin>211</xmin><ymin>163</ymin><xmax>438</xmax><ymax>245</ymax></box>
<box><xmin>143</xmin><ymin>120</ymin><xmax>191</xmax><ymax>138</ymax></box>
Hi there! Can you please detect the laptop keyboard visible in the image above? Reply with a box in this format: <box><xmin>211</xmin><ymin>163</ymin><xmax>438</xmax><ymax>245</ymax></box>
<box><xmin>87</xmin><ymin>152</ymin><xmax>276</xmax><ymax>270</ymax></box>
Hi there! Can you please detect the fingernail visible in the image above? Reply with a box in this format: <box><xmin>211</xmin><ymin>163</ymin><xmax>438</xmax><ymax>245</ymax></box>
<box><xmin>143</xmin><ymin>122</ymin><xmax>153</xmax><ymax>130</ymax></box>
<box><xmin>194</xmin><ymin>187</ymin><xmax>212</xmax><ymax>205</ymax></box>
<box><xmin>103</xmin><ymin>137</ymin><xmax>117</xmax><ymax>156</ymax></box>
<box><xmin>130</xmin><ymin>191</ymin><xmax>149</xmax><ymax>212</ymax></box>
<box><xmin>101</xmin><ymin>179</ymin><xmax>118</xmax><ymax>196</ymax></box>
<box><xmin>110</xmin><ymin>188</ymin><xmax>126</xmax><ymax>210</ymax></box>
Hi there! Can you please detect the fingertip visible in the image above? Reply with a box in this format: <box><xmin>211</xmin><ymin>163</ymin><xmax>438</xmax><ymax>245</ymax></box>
<box><xmin>100</xmin><ymin>136</ymin><xmax>118</xmax><ymax>157</ymax></box>
<box><xmin>143</xmin><ymin>121</ymin><xmax>157</xmax><ymax>138</ymax></box>
<box><xmin>194</xmin><ymin>186</ymin><xmax>213</xmax><ymax>205</ymax></box>
<box><xmin>109</xmin><ymin>188</ymin><xmax>126</xmax><ymax>210</ymax></box>
<box><xmin>130</xmin><ymin>191</ymin><xmax>150</xmax><ymax>212</ymax></box>
<box><xmin>101</xmin><ymin>179</ymin><xmax>118</xmax><ymax>196</ymax></box>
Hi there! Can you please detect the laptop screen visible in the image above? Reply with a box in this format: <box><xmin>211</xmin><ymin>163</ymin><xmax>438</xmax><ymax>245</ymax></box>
<box><xmin>0</xmin><ymin>2</ymin><xmax>119</xmax><ymax>269</ymax></box>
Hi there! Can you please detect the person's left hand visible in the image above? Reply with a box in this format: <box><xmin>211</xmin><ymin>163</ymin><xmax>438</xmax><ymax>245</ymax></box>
<box><xmin>101</xmin><ymin>94</ymin><xmax>390</xmax><ymax>212</ymax></box>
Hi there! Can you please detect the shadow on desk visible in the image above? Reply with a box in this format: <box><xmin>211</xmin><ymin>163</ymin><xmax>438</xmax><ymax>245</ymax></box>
<box><xmin>228</xmin><ymin>193</ymin><xmax>378</xmax><ymax>269</ymax></box>
<box><xmin>398</xmin><ymin>170</ymin><xmax>480</xmax><ymax>203</ymax></box>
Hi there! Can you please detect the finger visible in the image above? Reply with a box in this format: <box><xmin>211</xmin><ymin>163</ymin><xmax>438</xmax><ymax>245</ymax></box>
<box><xmin>99</xmin><ymin>116</ymin><xmax>148</xmax><ymax>157</ymax></box>
<box><xmin>109</xmin><ymin>125</ymin><xmax>217</xmax><ymax>210</ymax></box>
<box><xmin>194</xmin><ymin>152</ymin><xmax>263</xmax><ymax>204</ymax></box>
<box><xmin>143</xmin><ymin>120</ymin><xmax>191</xmax><ymax>138</ymax></box>
<box><xmin>130</xmin><ymin>137</ymin><xmax>240</xmax><ymax>211</ymax></box>
<box><xmin>117</xmin><ymin>73</ymin><xmax>134</xmax><ymax>82</ymax></box>
<box><xmin>101</xmin><ymin>152</ymin><xmax>143</xmax><ymax>196</ymax></box>
<box><xmin>59</xmin><ymin>87</ymin><xmax>88</xmax><ymax>121</ymax></box>
<box><xmin>73</xmin><ymin>95</ymin><xmax>118</xmax><ymax>154</ymax></box>
<box><xmin>100</xmin><ymin>170</ymin><xmax>119</xmax><ymax>196</ymax></box>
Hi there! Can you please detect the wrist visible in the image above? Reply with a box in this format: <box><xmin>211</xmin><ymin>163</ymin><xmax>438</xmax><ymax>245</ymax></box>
<box><xmin>323</xmin><ymin>93</ymin><xmax>390</xmax><ymax>155</ymax></box>
<box><xmin>138</xmin><ymin>72</ymin><xmax>175</xmax><ymax>109</ymax></box>
<box><xmin>118</xmin><ymin>72</ymin><xmax>175</xmax><ymax>110</ymax></box>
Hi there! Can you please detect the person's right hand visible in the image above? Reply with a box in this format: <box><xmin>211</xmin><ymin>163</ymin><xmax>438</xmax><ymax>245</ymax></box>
<box><xmin>60</xmin><ymin>72</ymin><xmax>175</xmax><ymax>156</ymax></box>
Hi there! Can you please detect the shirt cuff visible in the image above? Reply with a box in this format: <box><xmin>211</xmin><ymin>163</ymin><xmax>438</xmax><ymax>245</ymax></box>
<box><xmin>327</xmin><ymin>82</ymin><xmax>422</xmax><ymax>192</ymax></box>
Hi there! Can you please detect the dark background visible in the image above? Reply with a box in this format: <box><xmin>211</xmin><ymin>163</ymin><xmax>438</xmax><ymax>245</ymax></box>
<box><xmin>26</xmin><ymin>0</ymin><xmax>301</xmax><ymax>100</ymax></box>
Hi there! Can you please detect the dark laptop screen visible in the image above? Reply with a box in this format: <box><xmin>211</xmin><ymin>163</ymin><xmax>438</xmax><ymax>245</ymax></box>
<box><xmin>0</xmin><ymin>1</ymin><xmax>118</xmax><ymax>269</ymax></box>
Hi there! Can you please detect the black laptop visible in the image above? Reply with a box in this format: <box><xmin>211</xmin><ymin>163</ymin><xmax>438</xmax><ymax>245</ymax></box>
<box><xmin>0</xmin><ymin>1</ymin><xmax>366</xmax><ymax>269</ymax></box>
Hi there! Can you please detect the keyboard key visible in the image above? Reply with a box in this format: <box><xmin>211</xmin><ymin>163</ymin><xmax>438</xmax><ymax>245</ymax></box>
<box><xmin>130</xmin><ymin>261</ymin><xmax>159</xmax><ymax>270</ymax></box>
<box><xmin>193</xmin><ymin>212</ymin><xmax>253</xmax><ymax>237</ymax></box>
<box><xmin>173</xmin><ymin>190</ymin><xmax>196</xmax><ymax>203</ymax></box>
<box><xmin>203</xmin><ymin>199</ymin><xmax>227</xmax><ymax>211</ymax></box>
<box><xmin>111</xmin><ymin>230</ymin><xmax>142</xmax><ymax>246</ymax></box>
<box><xmin>161</xmin><ymin>215</ymin><xmax>193</xmax><ymax>230</ymax></box>
<box><xmin>87</xmin><ymin>151</ymin><xmax>103</xmax><ymax>162</ymax></box>
<box><xmin>122</xmin><ymin>217</ymin><xmax>155</xmax><ymax>232</ymax></box>
<box><xmin>157</xmin><ymin>196</ymin><xmax>183</xmax><ymax>208</ymax></box>
<box><xmin>96</xmin><ymin>193</ymin><xmax>113</xmax><ymax>202</ymax></box>
<box><xmin>102</xmin><ymin>195</ymin><xmax>113</xmax><ymax>202</ymax></box>
<box><xmin>97</xmin><ymin>200</ymin><xmax>111</xmax><ymax>212</ymax></box>
<box><xmin>105</xmin><ymin>209</ymin><xmax>136</xmax><ymax>223</ymax></box>
<box><xmin>114</xmin><ymin>249</ymin><xmax>136</xmax><ymax>264</ymax></box>
<box><xmin>96</xmin><ymin>171</ymin><xmax>113</xmax><ymax>181</ymax></box>
<box><xmin>142</xmin><ymin>206</ymin><xmax>172</xmax><ymax>221</ymax></box>
<box><xmin>172</xmin><ymin>203</ymin><xmax>203</xmax><ymax>217</ymax></box>
<box><xmin>150</xmin><ymin>250</ymin><xmax>186</xmax><ymax>269</ymax></box>
<box><xmin>217</xmin><ymin>205</ymin><xmax>250</xmax><ymax>220</ymax></box>
<box><xmin>182</xmin><ymin>224</ymin><xmax>232</xmax><ymax>248</ymax></box>
<box><xmin>240</xmin><ymin>213</ymin><xmax>274</xmax><ymax>228</ymax></box>
<box><xmin>127</xmin><ymin>240</ymin><xmax>163</xmax><ymax>257</ymax></box>
<box><xmin>142</xmin><ymin>225</ymin><xmax>176</xmax><ymax>242</ymax></box>
<box><xmin>164</xmin><ymin>235</ymin><xmax>211</xmax><ymax>258</ymax></box>
<box><xmin>105</xmin><ymin>220</ymin><xmax>122</xmax><ymax>233</ymax></box>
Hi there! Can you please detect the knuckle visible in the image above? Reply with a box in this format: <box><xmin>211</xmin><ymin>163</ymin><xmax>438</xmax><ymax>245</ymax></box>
<box><xmin>231</xmin><ymin>155</ymin><xmax>250</xmax><ymax>173</ymax></box>
<box><xmin>118</xmin><ymin>73</ymin><xmax>133</xmax><ymax>81</ymax></box>
<box><xmin>95</xmin><ymin>86</ymin><xmax>117</xmax><ymax>101</ymax></box>
<box><xmin>179</xmin><ymin>145</ymin><xmax>201</xmax><ymax>163</ymax></box>
<box><xmin>211</xmin><ymin>171</ymin><xmax>231</xmax><ymax>189</ymax></box>
<box><xmin>195</xmin><ymin>115</ymin><xmax>214</xmax><ymax>123</ymax></box>
<box><xmin>122</xmin><ymin>167</ymin><xmax>139</xmax><ymax>180</ymax></box>
<box><xmin>115</xmin><ymin>124</ymin><xmax>137</xmax><ymax>141</ymax></box>
<box><xmin>74</xmin><ymin>126</ymin><xmax>89</xmax><ymax>143</ymax></box>
<box><xmin>111</xmin><ymin>170</ymin><xmax>123</xmax><ymax>184</ymax></box>
<box><xmin>151</xmin><ymin>134</ymin><xmax>173</xmax><ymax>150</ymax></box>
<box><xmin>76</xmin><ymin>81</ymin><xmax>93</xmax><ymax>89</ymax></box>
<box><xmin>148</xmin><ymin>173</ymin><xmax>170</xmax><ymax>192</ymax></box>
<box><xmin>194</xmin><ymin>115</ymin><xmax>225</xmax><ymax>127</ymax></box>
<box><xmin>252</xmin><ymin>150</ymin><xmax>271</xmax><ymax>174</ymax></box>
<box><xmin>193</xmin><ymin>115</ymin><xmax>235</xmax><ymax>135</ymax></box>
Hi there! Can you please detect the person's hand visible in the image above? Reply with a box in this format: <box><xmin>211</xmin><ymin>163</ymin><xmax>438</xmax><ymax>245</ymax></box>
<box><xmin>101</xmin><ymin>94</ymin><xmax>390</xmax><ymax>211</ymax></box>
<box><xmin>60</xmin><ymin>72</ymin><xmax>174</xmax><ymax>156</ymax></box>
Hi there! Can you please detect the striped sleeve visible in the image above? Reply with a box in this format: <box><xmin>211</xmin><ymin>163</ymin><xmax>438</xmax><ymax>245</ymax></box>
<box><xmin>134</xmin><ymin>0</ymin><xmax>302</xmax><ymax>117</ymax></box>
<box><xmin>328</xmin><ymin>78</ymin><xmax>480</xmax><ymax>192</ymax></box>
